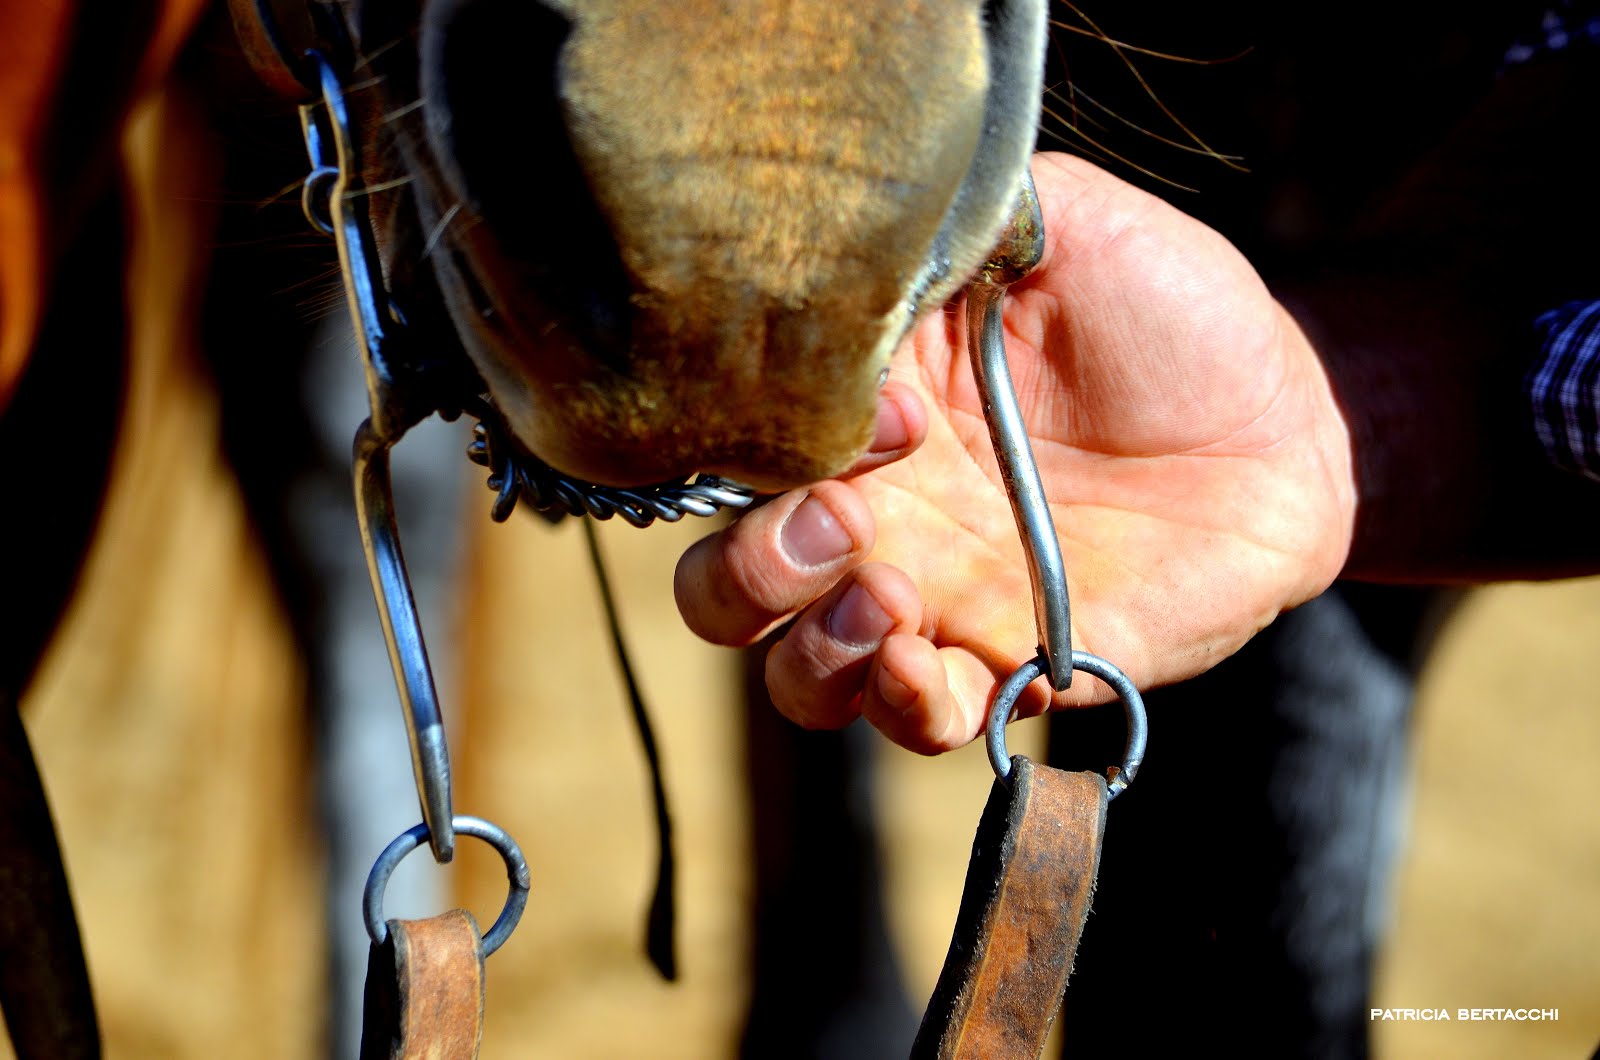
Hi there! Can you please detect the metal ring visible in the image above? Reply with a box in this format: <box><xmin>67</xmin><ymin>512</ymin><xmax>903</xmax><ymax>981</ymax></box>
<box><xmin>985</xmin><ymin>651</ymin><xmax>1148</xmax><ymax>799</ymax></box>
<box><xmin>300</xmin><ymin>166</ymin><xmax>337</xmax><ymax>235</ymax></box>
<box><xmin>363</xmin><ymin>815</ymin><xmax>531</xmax><ymax>957</ymax></box>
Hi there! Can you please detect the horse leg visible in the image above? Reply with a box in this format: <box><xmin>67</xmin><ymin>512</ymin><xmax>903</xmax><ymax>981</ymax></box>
<box><xmin>1050</xmin><ymin>586</ymin><xmax>1435</xmax><ymax>1057</ymax></box>
<box><xmin>740</xmin><ymin>646</ymin><xmax>919</xmax><ymax>1059</ymax></box>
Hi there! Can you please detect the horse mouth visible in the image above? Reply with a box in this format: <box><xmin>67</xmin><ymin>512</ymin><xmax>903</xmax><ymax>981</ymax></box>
<box><xmin>402</xmin><ymin>0</ymin><xmax>1047</xmax><ymax>492</ymax></box>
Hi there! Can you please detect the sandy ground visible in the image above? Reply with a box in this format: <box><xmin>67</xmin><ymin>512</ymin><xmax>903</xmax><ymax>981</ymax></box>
<box><xmin>1371</xmin><ymin>578</ymin><xmax>1600</xmax><ymax>1060</ymax></box>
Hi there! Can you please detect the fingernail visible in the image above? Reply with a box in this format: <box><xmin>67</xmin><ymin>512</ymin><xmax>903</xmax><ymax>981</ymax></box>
<box><xmin>781</xmin><ymin>494</ymin><xmax>854</xmax><ymax>567</ymax></box>
<box><xmin>869</xmin><ymin>396</ymin><xmax>910</xmax><ymax>453</ymax></box>
<box><xmin>828</xmin><ymin>583</ymin><xmax>894</xmax><ymax>647</ymax></box>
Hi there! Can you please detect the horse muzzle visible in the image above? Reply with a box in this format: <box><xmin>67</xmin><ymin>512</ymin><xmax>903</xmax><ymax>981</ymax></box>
<box><xmin>400</xmin><ymin>0</ymin><xmax>1047</xmax><ymax>490</ymax></box>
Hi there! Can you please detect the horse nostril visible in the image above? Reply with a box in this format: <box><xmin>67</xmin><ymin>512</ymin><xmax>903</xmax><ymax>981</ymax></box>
<box><xmin>421</xmin><ymin>0</ymin><xmax>569</xmax><ymax>233</ymax></box>
<box><xmin>419</xmin><ymin>0</ymin><xmax>632</xmax><ymax>363</ymax></box>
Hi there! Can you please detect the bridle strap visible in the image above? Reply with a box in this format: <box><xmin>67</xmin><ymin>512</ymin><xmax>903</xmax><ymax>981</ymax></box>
<box><xmin>224</xmin><ymin>0</ymin><xmax>336</xmax><ymax>99</ymax></box>
<box><xmin>0</xmin><ymin>702</ymin><xmax>101</xmax><ymax>1059</ymax></box>
<box><xmin>911</xmin><ymin>758</ymin><xmax>1108</xmax><ymax>1059</ymax></box>
<box><xmin>359</xmin><ymin>911</ymin><xmax>486</xmax><ymax>1060</ymax></box>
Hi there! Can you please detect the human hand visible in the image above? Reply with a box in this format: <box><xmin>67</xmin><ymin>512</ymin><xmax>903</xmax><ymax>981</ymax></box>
<box><xmin>674</xmin><ymin>152</ymin><xmax>1356</xmax><ymax>753</ymax></box>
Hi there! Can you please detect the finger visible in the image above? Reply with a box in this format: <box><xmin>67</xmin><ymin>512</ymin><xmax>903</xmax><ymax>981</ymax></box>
<box><xmin>674</xmin><ymin>480</ymin><xmax>874</xmax><ymax>646</ymax></box>
<box><xmin>860</xmin><ymin>636</ymin><xmax>999</xmax><ymax>755</ymax></box>
<box><xmin>764</xmin><ymin>562</ymin><xmax>924</xmax><ymax>730</ymax></box>
<box><xmin>836</xmin><ymin>379</ymin><xmax>928</xmax><ymax>478</ymax></box>
<box><xmin>859</xmin><ymin>634</ymin><xmax>961</xmax><ymax>753</ymax></box>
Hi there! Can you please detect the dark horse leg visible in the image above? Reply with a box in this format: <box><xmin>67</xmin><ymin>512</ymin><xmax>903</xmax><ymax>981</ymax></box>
<box><xmin>740</xmin><ymin>648</ymin><xmax>919</xmax><ymax>1059</ymax></box>
<box><xmin>1051</xmin><ymin>586</ymin><xmax>1441</xmax><ymax>1058</ymax></box>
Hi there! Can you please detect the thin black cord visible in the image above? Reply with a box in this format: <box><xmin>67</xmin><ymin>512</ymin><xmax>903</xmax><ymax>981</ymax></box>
<box><xmin>582</xmin><ymin>519</ymin><xmax>678</xmax><ymax>981</ymax></box>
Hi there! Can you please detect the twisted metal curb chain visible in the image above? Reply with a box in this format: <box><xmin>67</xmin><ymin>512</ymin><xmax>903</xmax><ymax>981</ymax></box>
<box><xmin>465</xmin><ymin>411</ymin><xmax>754</xmax><ymax>528</ymax></box>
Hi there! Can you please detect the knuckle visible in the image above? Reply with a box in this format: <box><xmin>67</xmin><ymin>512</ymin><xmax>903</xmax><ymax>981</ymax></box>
<box><xmin>765</xmin><ymin>640</ymin><xmax>851</xmax><ymax>731</ymax></box>
<box><xmin>868</xmin><ymin>700</ymin><xmax>949</xmax><ymax>757</ymax></box>
<box><xmin>890</xmin><ymin>716</ymin><xmax>959</xmax><ymax>756</ymax></box>
<box><xmin>719</xmin><ymin>531</ymin><xmax>803</xmax><ymax>618</ymax></box>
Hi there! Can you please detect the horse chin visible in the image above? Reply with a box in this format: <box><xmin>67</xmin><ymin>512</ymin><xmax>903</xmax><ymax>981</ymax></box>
<box><xmin>407</xmin><ymin>0</ymin><xmax>1047</xmax><ymax>490</ymax></box>
<box><xmin>429</xmin><ymin>214</ymin><xmax>905</xmax><ymax>491</ymax></box>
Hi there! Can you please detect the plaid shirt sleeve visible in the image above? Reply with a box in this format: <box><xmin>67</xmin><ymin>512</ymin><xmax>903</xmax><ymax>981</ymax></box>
<box><xmin>1508</xmin><ymin>6</ymin><xmax>1600</xmax><ymax>480</ymax></box>
<box><xmin>1527</xmin><ymin>302</ymin><xmax>1600</xmax><ymax>482</ymax></box>
<box><xmin>1503</xmin><ymin>1</ymin><xmax>1600</xmax><ymax>65</ymax></box>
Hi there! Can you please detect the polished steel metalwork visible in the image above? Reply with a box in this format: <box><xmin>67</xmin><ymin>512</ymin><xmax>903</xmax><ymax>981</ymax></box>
<box><xmin>467</xmin><ymin>414</ymin><xmax>754</xmax><ymax>528</ymax></box>
<box><xmin>363</xmin><ymin>816</ymin><xmax>532</xmax><ymax>958</ymax></box>
<box><xmin>984</xmin><ymin>652</ymin><xmax>1147</xmax><ymax>797</ymax></box>
<box><xmin>970</xmin><ymin>177</ymin><xmax>1147</xmax><ymax>796</ymax></box>
<box><xmin>968</xmin><ymin>282</ymin><xmax>1074</xmax><ymax>692</ymax></box>
<box><xmin>966</xmin><ymin>175</ymin><xmax>1073</xmax><ymax>692</ymax></box>
<box><xmin>299</xmin><ymin>50</ymin><xmax>456</xmax><ymax>860</ymax></box>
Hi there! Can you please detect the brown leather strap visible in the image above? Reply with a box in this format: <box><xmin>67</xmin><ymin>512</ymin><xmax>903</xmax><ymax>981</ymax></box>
<box><xmin>360</xmin><ymin>910</ymin><xmax>486</xmax><ymax>1060</ymax></box>
<box><xmin>910</xmin><ymin>757</ymin><xmax>1108</xmax><ymax>1060</ymax></box>
<box><xmin>224</xmin><ymin>0</ymin><xmax>323</xmax><ymax>99</ymax></box>
<box><xmin>0</xmin><ymin>702</ymin><xmax>100</xmax><ymax>1059</ymax></box>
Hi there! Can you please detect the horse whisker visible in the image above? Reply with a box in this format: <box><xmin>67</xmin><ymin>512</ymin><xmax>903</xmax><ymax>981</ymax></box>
<box><xmin>383</xmin><ymin>97</ymin><xmax>427</xmax><ymax>123</ymax></box>
<box><xmin>347</xmin><ymin>174</ymin><xmax>415</xmax><ymax>198</ymax></box>
<box><xmin>1047</xmin><ymin>84</ymin><xmax>1247</xmax><ymax>163</ymax></box>
<box><xmin>422</xmin><ymin>202</ymin><xmax>464</xmax><ymax>260</ymax></box>
<box><xmin>1049</xmin><ymin>0</ymin><xmax>1245</xmax><ymax>172</ymax></box>
<box><xmin>1048</xmin><ymin>20</ymin><xmax>1253</xmax><ymax>65</ymax></box>
<box><xmin>352</xmin><ymin>35</ymin><xmax>409</xmax><ymax>71</ymax></box>
<box><xmin>1040</xmin><ymin>103</ymin><xmax>1201</xmax><ymax>192</ymax></box>
<box><xmin>340</xmin><ymin>73</ymin><xmax>387</xmax><ymax>95</ymax></box>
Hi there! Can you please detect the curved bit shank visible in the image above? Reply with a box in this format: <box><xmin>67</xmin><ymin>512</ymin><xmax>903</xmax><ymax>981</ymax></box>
<box><xmin>301</xmin><ymin>47</ymin><xmax>455</xmax><ymax>862</ymax></box>
<box><xmin>967</xmin><ymin>175</ymin><xmax>1072</xmax><ymax>690</ymax></box>
<box><xmin>354</xmin><ymin>422</ymin><xmax>455</xmax><ymax>862</ymax></box>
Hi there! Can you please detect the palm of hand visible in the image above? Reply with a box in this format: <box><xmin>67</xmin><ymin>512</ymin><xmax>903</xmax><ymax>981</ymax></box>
<box><xmin>849</xmin><ymin>154</ymin><xmax>1354</xmax><ymax>727</ymax></box>
<box><xmin>674</xmin><ymin>153</ymin><xmax>1354</xmax><ymax>753</ymax></box>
